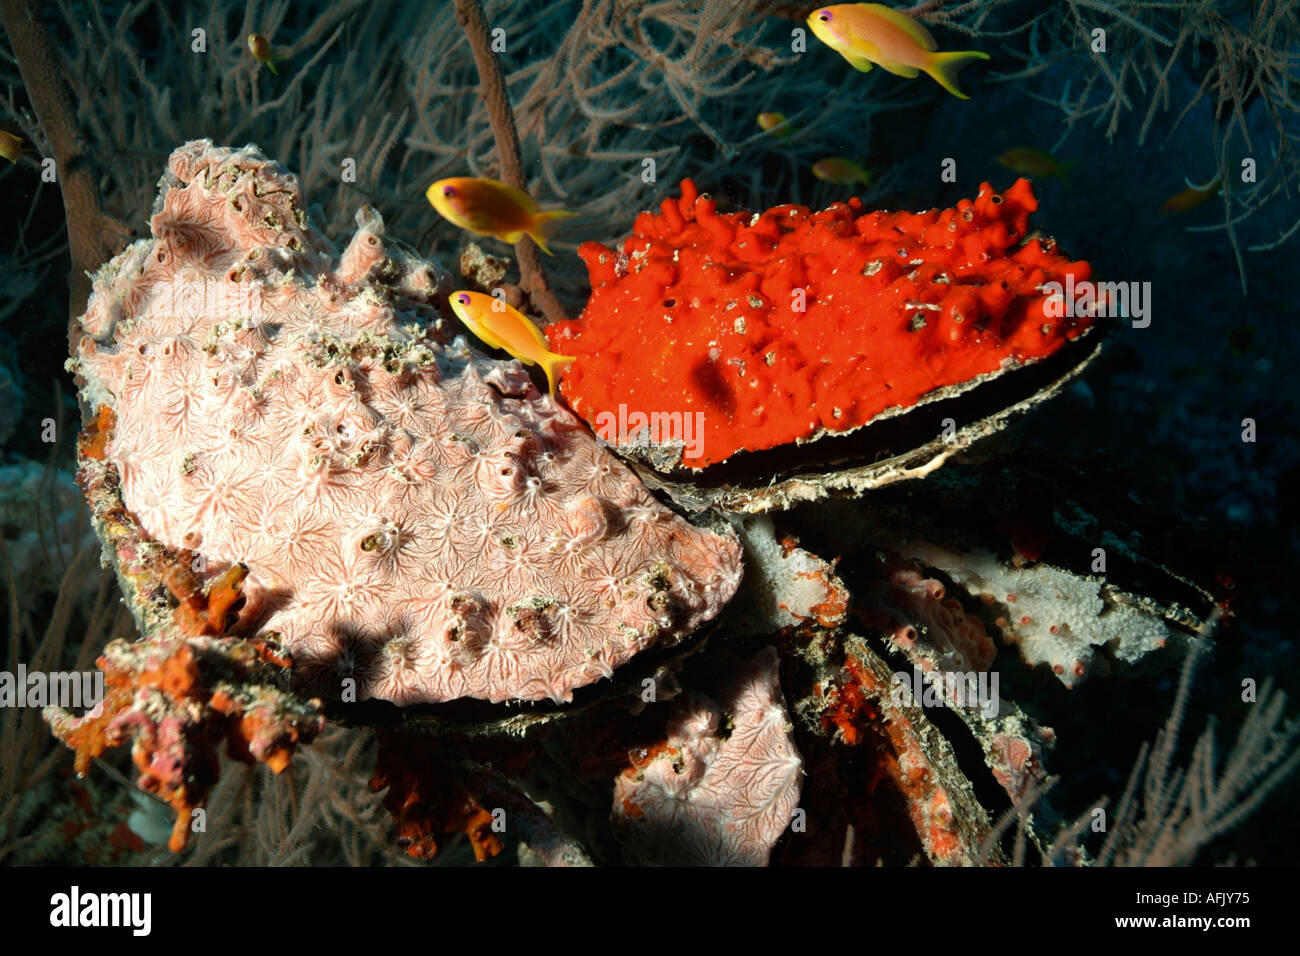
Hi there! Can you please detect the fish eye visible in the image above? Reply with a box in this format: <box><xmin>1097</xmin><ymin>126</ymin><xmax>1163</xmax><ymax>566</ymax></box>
<box><xmin>456</xmin><ymin>293</ymin><xmax>470</xmax><ymax>304</ymax></box>
<box><xmin>443</xmin><ymin>186</ymin><xmax>456</xmax><ymax>198</ymax></box>
<box><xmin>819</xmin><ymin>11</ymin><xmax>830</xmax><ymax>20</ymax></box>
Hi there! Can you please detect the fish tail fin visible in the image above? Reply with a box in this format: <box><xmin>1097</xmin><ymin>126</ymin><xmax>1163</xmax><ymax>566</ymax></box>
<box><xmin>530</xmin><ymin>209</ymin><xmax>578</xmax><ymax>256</ymax></box>
<box><xmin>541</xmin><ymin>353</ymin><xmax>577</xmax><ymax>396</ymax></box>
<box><xmin>926</xmin><ymin>50</ymin><xmax>989</xmax><ymax>100</ymax></box>
<box><xmin>1060</xmin><ymin>159</ymin><xmax>1079</xmax><ymax>184</ymax></box>
<box><xmin>267</xmin><ymin>59</ymin><xmax>279</xmax><ymax>76</ymax></box>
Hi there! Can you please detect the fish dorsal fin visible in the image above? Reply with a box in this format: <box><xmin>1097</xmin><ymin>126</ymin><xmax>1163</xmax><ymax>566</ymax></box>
<box><xmin>864</xmin><ymin>3</ymin><xmax>937</xmax><ymax>51</ymax></box>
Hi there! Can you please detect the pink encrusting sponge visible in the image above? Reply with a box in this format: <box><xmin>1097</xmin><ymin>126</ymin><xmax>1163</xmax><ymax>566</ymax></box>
<box><xmin>71</xmin><ymin>140</ymin><xmax>743</xmax><ymax>705</ymax></box>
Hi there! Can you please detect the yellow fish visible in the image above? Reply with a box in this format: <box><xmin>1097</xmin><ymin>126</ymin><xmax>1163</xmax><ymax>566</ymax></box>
<box><xmin>1161</xmin><ymin>173</ymin><xmax>1223</xmax><ymax>216</ymax></box>
<box><xmin>813</xmin><ymin>157</ymin><xmax>873</xmax><ymax>185</ymax></box>
<box><xmin>757</xmin><ymin>112</ymin><xmax>795</xmax><ymax>142</ymax></box>
<box><xmin>449</xmin><ymin>291</ymin><xmax>576</xmax><ymax>395</ymax></box>
<box><xmin>0</xmin><ymin>130</ymin><xmax>21</xmax><ymax>164</ymax></box>
<box><xmin>808</xmin><ymin>4</ymin><xmax>989</xmax><ymax>99</ymax></box>
<box><xmin>427</xmin><ymin>177</ymin><xmax>576</xmax><ymax>255</ymax></box>
<box><xmin>247</xmin><ymin>34</ymin><xmax>281</xmax><ymax>75</ymax></box>
<box><xmin>997</xmin><ymin>147</ymin><xmax>1076</xmax><ymax>182</ymax></box>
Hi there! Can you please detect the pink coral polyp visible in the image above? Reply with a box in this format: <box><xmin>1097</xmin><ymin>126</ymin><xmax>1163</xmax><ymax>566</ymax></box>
<box><xmin>72</xmin><ymin>141</ymin><xmax>743</xmax><ymax>705</ymax></box>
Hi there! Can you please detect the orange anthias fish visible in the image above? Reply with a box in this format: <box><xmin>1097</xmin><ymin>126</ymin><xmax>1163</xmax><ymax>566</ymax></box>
<box><xmin>247</xmin><ymin>34</ymin><xmax>282</xmax><ymax>75</ymax></box>
<box><xmin>0</xmin><ymin>130</ymin><xmax>21</xmax><ymax>164</ymax></box>
<box><xmin>998</xmin><ymin>147</ymin><xmax>1076</xmax><ymax>182</ymax></box>
<box><xmin>807</xmin><ymin>3</ymin><xmax>989</xmax><ymax>99</ymax></box>
<box><xmin>757</xmin><ymin>112</ymin><xmax>795</xmax><ymax>142</ymax></box>
<box><xmin>448</xmin><ymin>291</ymin><xmax>576</xmax><ymax>395</ymax></box>
<box><xmin>427</xmin><ymin>177</ymin><xmax>576</xmax><ymax>255</ymax></box>
<box><xmin>812</xmin><ymin>156</ymin><xmax>873</xmax><ymax>185</ymax></box>
<box><xmin>1161</xmin><ymin>173</ymin><xmax>1224</xmax><ymax>215</ymax></box>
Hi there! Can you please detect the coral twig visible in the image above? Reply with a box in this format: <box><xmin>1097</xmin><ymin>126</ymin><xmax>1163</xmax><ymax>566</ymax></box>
<box><xmin>0</xmin><ymin>0</ymin><xmax>130</xmax><ymax>336</ymax></box>
<box><xmin>453</xmin><ymin>0</ymin><xmax>567</xmax><ymax>325</ymax></box>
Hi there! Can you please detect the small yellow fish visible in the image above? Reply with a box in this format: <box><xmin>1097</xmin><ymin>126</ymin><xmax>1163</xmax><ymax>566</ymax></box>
<box><xmin>1161</xmin><ymin>173</ymin><xmax>1223</xmax><ymax>216</ymax></box>
<box><xmin>427</xmin><ymin>177</ymin><xmax>576</xmax><ymax>256</ymax></box>
<box><xmin>808</xmin><ymin>4</ymin><xmax>989</xmax><ymax>99</ymax></box>
<box><xmin>247</xmin><ymin>34</ymin><xmax>281</xmax><ymax>75</ymax></box>
<box><xmin>0</xmin><ymin>130</ymin><xmax>22</xmax><ymax>164</ymax></box>
<box><xmin>757</xmin><ymin>112</ymin><xmax>795</xmax><ymax>142</ymax></box>
<box><xmin>812</xmin><ymin>157</ymin><xmax>873</xmax><ymax>186</ymax></box>
<box><xmin>449</xmin><ymin>291</ymin><xmax>576</xmax><ymax>395</ymax></box>
<box><xmin>997</xmin><ymin>147</ymin><xmax>1076</xmax><ymax>182</ymax></box>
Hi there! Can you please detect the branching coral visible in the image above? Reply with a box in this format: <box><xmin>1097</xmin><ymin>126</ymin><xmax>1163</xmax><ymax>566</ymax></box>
<box><xmin>173</xmin><ymin>726</ymin><xmax>414</xmax><ymax>866</ymax></box>
<box><xmin>974</xmin><ymin>642</ymin><xmax>1300</xmax><ymax>866</ymax></box>
<box><xmin>1094</xmin><ymin>644</ymin><xmax>1300</xmax><ymax>865</ymax></box>
<box><xmin>1</xmin><ymin>0</ymin><xmax>894</xmax><ymax>317</ymax></box>
<box><xmin>0</xmin><ymin>539</ymin><xmax>135</xmax><ymax>864</ymax></box>
<box><xmin>911</xmin><ymin>0</ymin><xmax>1300</xmax><ymax>291</ymax></box>
<box><xmin>0</xmin><ymin>0</ymin><xmax>131</xmax><ymax>319</ymax></box>
<box><xmin>452</xmin><ymin>0</ymin><xmax>567</xmax><ymax>326</ymax></box>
